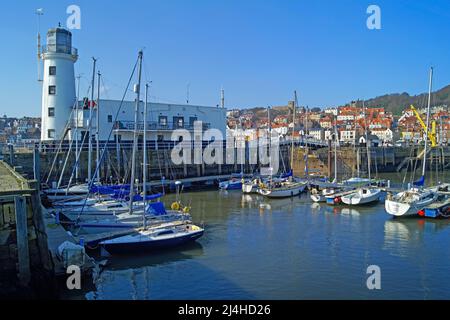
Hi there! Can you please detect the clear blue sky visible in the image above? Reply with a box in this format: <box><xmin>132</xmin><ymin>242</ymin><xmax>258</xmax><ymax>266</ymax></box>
<box><xmin>1</xmin><ymin>0</ymin><xmax>450</xmax><ymax>117</ymax></box>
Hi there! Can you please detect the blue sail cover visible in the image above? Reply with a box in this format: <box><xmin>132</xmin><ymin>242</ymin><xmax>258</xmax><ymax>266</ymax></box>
<box><xmin>146</xmin><ymin>202</ymin><xmax>167</xmax><ymax>216</ymax></box>
<box><xmin>90</xmin><ymin>184</ymin><xmax>131</xmax><ymax>195</ymax></box>
<box><xmin>282</xmin><ymin>170</ymin><xmax>293</xmax><ymax>178</ymax></box>
<box><xmin>132</xmin><ymin>193</ymin><xmax>163</xmax><ymax>202</ymax></box>
<box><xmin>413</xmin><ymin>176</ymin><xmax>425</xmax><ymax>187</ymax></box>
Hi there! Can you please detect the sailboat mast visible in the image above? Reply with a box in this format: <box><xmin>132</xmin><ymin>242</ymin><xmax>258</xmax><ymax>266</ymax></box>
<box><xmin>143</xmin><ymin>83</ymin><xmax>149</xmax><ymax>228</ymax></box>
<box><xmin>96</xmin><ymin>71</ymin><xmax>101</xmax><ymax>184</ymax></box>
<box><xmin>88</xmin><ymin>57</ymin><xmax>97</xmax><ymax>182</ymax></box>
<box><xmin>363</xmin><ymin>100</ymin><xmax>371</xmax><ymax>182</ymax></box>
<box><xmin>128</xmin><ymin>51</ymin><xmax>144</xmax><ymax>214</ymax></box>
<box><xmin>75</xmin><ymin>75</ymin><xmax>81</xmax><ymax>182</ymax></box>
<box><xmin>268</xmin><ymin>106</ymin><xmax>272</xmax><ymax>178</ymax></box>
<box><xmin>305</xmin><ymin>105</ymin><xmax>309</xmax><ymax>178</ymax></box>
<box><xmin>291</xmin><ymin>92</ymin><xmax>297</xmax><ymax>171</ymax></box>
<box><xmin>422</xmin><ymin>67</ymin><xmax>433</xmax><ymax>178</ymax></box>
<box><xmin>334</xmin><ymin>115</ymin><xmax>338</xmax><ymax>183</ymax></box>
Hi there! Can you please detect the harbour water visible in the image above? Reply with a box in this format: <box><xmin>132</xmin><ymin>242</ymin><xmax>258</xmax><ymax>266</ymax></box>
<box><xmin>72</xmin><ymin>172</ymin><xmax>450</xmax><ymax>300</ymax></box>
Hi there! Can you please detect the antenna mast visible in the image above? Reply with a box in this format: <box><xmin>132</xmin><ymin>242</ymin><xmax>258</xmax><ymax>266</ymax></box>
<box><xmin>36</xmin><ymin>8</ymin><xmax>44</xmax><ymax>82</ymax></box>
<box><xmin>221</xmin><ymin>87</ymin><xmax>225</xmax><ymax>108</ymax></box>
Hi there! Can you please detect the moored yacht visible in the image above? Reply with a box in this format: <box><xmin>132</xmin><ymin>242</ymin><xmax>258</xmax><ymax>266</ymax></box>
<box><xmin>341</xmin><ymin>187</ymin><xmax>382</xmax><ymax>205</ymax></box>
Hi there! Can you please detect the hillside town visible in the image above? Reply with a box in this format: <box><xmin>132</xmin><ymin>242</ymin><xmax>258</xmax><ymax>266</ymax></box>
<box><xmin>0</xmin><ymin>116</ymin><xmax>41</xmax><ymax>146</ymax></box>
<box><xmin>1</xmin><ymin>102</ymin><xmax>449</xmax><ymax>149</ymax></box>
<box><xmin>227</xmin><ymin>102</ymin><xmax>450</xmax><ymax>147</ymax></box>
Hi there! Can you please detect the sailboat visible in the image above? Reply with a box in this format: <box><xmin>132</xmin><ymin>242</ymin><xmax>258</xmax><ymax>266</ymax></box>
<box><xmin>242</xmin><ymin>177</ymin><xmax>263</xmax><ymax>194</ymax></box>
<box><xmin>96</xmin><ymin>52</ymin><xmax>203</xmax><ymax>253</ymax></box>
<box><xmin>60</xmin><ymin>53</ymin><xmax>191</xmax><ymax>235</ymax></box>
<box><xmin>259</xmin><ymin>91</ymin><xmax>307</xmax><ymax>198</ymax></box>
<box><xmin>220</xmin><ymin>118</ymin><xmax>246</xmax><ymax>191</ymax></box>
<box><xmin>219</xmin><ymin>174</ymin><xmax>244</xmax><ymax>191</ymax></box>
<box><xmin>386</xmin><ymin>67</ymin><xmax>439</xmax><ymax>217</ymax></box>
<box><xmin>99</xmin><ymin>222</ymin><xmax>204</xmax><ymax>254</ymax></box>
<box><xmin>311</xmin><ymin>119</ymin><xmax>346</xmax><ymax>203</ymax></box>
<box><xmin>341</xmin><ymin>100</ymin><xmax>381</xmax><ymax>206</ymax></box>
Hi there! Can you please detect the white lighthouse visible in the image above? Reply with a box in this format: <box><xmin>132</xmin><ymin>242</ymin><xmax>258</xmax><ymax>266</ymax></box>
<box><xmin>40</xmin><ymin>27</ymin><xmax>78</xmax><ymax>141</ymax></box>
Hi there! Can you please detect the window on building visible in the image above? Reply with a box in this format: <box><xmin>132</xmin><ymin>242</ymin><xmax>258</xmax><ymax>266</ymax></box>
<box><xmin>157</xmin><ymin>135</ymin><xmax>164</xmax><ymax>142</ymax></box>
<box><xmin>48</xmin><ymin>107</ymin><xmax>55</xmax><ymax>117</ymax></box>
<box><xmin>159</xmin><ymin>116</ymin><xmax>168</xmax><ymax>127</ymax></box>
<box><xmin>107</xmin><ymin>115</ymin><xmax>113</xmax><ymax>123</ymax></box>
<box><xmin>49</xmin><ymin>66</ymin><xmax>56</xmax><ymax>76</ymax></box>
<box><xmin>48</xmin><ymin>129</ymin><xmax>55</xmax><ymax>139</ymax></box>
<box><xmin>48</xmin><ymin>85</ymin><xmax>56</xmax><ymax>95</ymax></box>
<box><xmin>174</xmin><ymin>116</ymin><xmax>184</xmax><ymax>129</ymax></box>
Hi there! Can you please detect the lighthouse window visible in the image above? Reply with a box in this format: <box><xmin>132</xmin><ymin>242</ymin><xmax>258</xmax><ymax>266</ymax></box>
<box><xmin>49</xmin><ymin>66</ymin><xmax>56</xmax><ymax>76</ymax></box>
<box><xmin>48</xmin><ymin>129</ymin><xmax>55</xmax><ymax>139</ymax></box>
<box><xmin>48</xmin><ymin>85</ymin><xmax>56</xmax><ymax>95</ymax></box>
<box><xmin>48</xmin><ymin>107</ymin><xmax>55</xmax><ymax>117</ymax></box>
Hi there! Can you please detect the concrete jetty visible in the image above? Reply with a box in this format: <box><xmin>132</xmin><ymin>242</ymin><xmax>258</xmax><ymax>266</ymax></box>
<box><xmin>0</xmin><ymin>160</ymin><xmax>93</xmax><ymax>298</ymax></box>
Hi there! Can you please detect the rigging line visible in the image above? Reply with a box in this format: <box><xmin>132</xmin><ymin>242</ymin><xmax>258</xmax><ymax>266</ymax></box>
<box><xmin>44</xmin><ymin>103</ymin><xmax>77</xmax><ymax>185</ymax></box>
<box><xmin>100</xmin><ymin>75</ymin><xmax>110</xmax><ymax>99</ymax></box>
<box><xmin>59</xmin><ymin>83</ymin><xmax>95</xmax><ymax>189</ymax></box>
<box><xmin>76</xmin><ymin>54</ymin><xmax>140</xmax><ymax>220</ymax></box>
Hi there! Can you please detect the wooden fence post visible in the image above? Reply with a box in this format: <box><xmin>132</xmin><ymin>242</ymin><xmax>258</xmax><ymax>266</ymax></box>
<box><xmin>14</xmin><ymin>196</ymin><xmax>30</xmax><ymax>287</ymax></box>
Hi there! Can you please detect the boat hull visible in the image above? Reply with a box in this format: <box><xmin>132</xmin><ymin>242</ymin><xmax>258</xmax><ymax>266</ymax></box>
<box><xmin>259</xmin><ymin>184</ymin><xmax>306</xmax><ymax>198</ymax></box>
<box><xmin>219</xmin><ymin>180</ymin><xmax>243</xmax><ymax>191</ymax></box>
<box><xmin>311</xmin><ymin>194</ymin><xmax>326</xmax><ymax>203</ymax></box>
<box><xmin>341</xmin><ymin>189</ymin><xmax>381</xmax><ymax>206</ymax></box>
<box><xmin>101</xmin><ymin>230</ymin><xmax>204</xmax><ymax>254</ymax></box>
<box><xmin>385</xmin><ymin>199</ymin><xmax>434</xmax><ymax>217</ymax></box>
<box><xmin>242</xmin><ymin>183</ymin><xmax>258</xmax><ymax>194</ymax></box>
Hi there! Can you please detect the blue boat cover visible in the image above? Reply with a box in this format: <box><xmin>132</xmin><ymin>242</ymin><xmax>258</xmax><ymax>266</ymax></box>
<box><xmin>146</xmin><ymin>202</ymin><xmax>167</xmax><ymax>216</ymax></box>
<box><xmin>133</xmin><ymin>193</ymin><xmax>163</xmax><ymax>202</ymax></box>
<box><xmin>281</xmin><ymin>170</ymin><xmax>293</xmax><ymax>178</ymax></box>
<box><xmin>413</xmin><ymin>176</ymin><xmax>425</xmax><ymax>187</ymax></box>
<box><xmin>91</xmin><ymin>184</ymin><xmax>131</xmax><ymax>195</ymax></box>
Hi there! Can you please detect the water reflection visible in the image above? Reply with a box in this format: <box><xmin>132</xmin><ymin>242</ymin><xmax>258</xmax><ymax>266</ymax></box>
<box><xmin>105</xmin><ymin>242</ymin><xmax>204</xmax><ymax>271</ymax></box>
<box><xmin>78</xmin><ymin>184</ymin><xmax>450</xmax><ymax>300</ymax></box>
<box><xmin>384</xmin><ymin>218</ymin><xmax>450</xmax><ymax>257</ymax></box>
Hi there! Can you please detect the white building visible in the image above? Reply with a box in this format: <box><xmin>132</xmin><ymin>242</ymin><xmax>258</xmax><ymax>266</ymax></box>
<box><xmin>337</xmin><ymin>114</ymin><xmax>355</xmax><ymax>121</ymax></box>
<box><xmin>40</xmin><ymin>27</ymin><xmax>78</xmax><ymax>141</ymax></box>
<box><xmin>309</xmin><ymin>128</ymin><xmax>325</xmax><ymax>141</ymax></box>
<box><xmin>371</xmin><ymin>128</ymin><xmax>393</xmax><ymax>144</ymax></box>
<box><xmin>324</xmin><ymin>108</ymin><xmax>338</xmax><ymax>116</ymax></box>
<box><xmin>74</xmin><ymin>100</ymin><xmax>227</xmax><ymax>142</ymax></box>
<box><xmin>340</xmin><ymin>130</ymin><xmax>356</xmax><ymax>144</ymax></box>
<box><xmin>40</xmin><ymin>27</ymin><xmax>227</xmax><ymax>143</ymax></box>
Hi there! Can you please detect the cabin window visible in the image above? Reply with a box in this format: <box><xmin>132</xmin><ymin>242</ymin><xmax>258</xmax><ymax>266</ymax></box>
<box><xmin>48</xmin><ymin>129</ymin><xmax>55</xmax><ymax>139</ymax></box>
<box><xmin>49</xmin><ymin>66</ymin><xmax>56</xmax><ymax>76</ymax></box>
<box><xmin>48</xmin><ymin>107</ymin><xmax>55</xmax><ymax>117</ymax></box>
<box><xmin>48</xmin><ymin>85</ymin><xmax>56</xmax><ymax>95</ymax></box>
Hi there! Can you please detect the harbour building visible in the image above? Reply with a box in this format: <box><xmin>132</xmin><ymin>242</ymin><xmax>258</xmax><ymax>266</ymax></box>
<box><xmin>40</xmin><ymin>27</ymin><xmax>227</xmax><ymax>144</ymax></box>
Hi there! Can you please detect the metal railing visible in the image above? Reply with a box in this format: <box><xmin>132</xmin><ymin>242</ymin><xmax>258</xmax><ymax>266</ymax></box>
<box><xmin>115</xmin><ymin>121</ymin><xmax>211</xmax><ymax>131</ymax></box>
<box><xmin>41</xmin><ymin>45</ymin><xmax>78</xmax><ymax>57</ymax></box>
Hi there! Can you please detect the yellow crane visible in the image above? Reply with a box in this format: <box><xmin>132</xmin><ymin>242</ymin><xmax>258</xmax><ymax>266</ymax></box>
<box><xmin>409</xmin><ymin>104</ymin><xmax>437</xmax><ymax>147</ymax></box>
